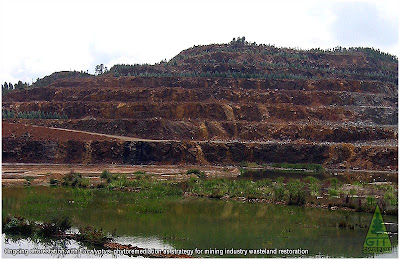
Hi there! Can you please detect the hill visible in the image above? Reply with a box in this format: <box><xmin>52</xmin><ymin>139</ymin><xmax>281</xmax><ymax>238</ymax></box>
<box><xmin>109</xmin><ymin>38</ymin><xmax>398</xmax><ymax>83</ymax></box>
<box><xmin>2</xmin><ymin>40</ymin><xmax>398</xmax><ymax>172</ymax></box>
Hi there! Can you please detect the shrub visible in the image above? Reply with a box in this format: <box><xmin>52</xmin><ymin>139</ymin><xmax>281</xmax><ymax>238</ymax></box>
<box><xmin>349</xmin><ymin>189</ymin><xmax>357</xmax><ymax>196</ymax></box>
<box><xmin>239</xmin><ymin>161</ymin><xmax>250</xmax><ymax>167</ymax></box>
<box><xmin>62</xmin><ymin>172</ymin><xmax>89</xmax><ymax>188</ymax></box>
<box><xmin>77</xmin><ymin>226</ymin><xmax>111</xmax><ymax>246</ymax></box>
<box><xmin>39</xmin><ymin>217</ymin><xmax>71</xmax><ymax>237</ymax></box>
<box><xmin>273</xmin><ymin>181</ymin><xmax>285</xmax><ymax>201</ymax></box>
<box><xmin>384</xmin><ymin>192</ymin><xmax>397</xmax><ymax>206</ymax></box>
<box><xmin>304</xmin><ymin>176</ymin><xmax>321</xmax><ymax>196</ymax></box>
<box><xmin>186</xmin><ymin>169</ymin><xmax>206</xmax><ymax>179</ymax></box>
<box><xmin>330</xmin><ymin>178</ymin><xmax>339</xmax><ymax>189</ymax></box>
<box><xmin>328</xmin><ymin>188</ymin><xmax>340</xmax><ymax>197</ymax></box>
<box><xmin>2</xmin><ymin>216</ymin><xmax>33</xmax><ymax>236</ymax></box>
<box><xmin>96</xmin><ymin>183</ymin><xmax>106</xmax><ymax>189</ymax></box>
<box><xmin>49</xmin><ymin>178</ymin><xmax>58</xmax><ymax>186</ymax></box>
<box><xmin>79</xmin><ymin>178</ymin><xmax>90</xmax><ymax>188</ymax></box>
<box><xmin>287</xmin><ymin>179</ymin><xmax>306</xmax><ymax>205</ymax></box>
<box><xmin>101</xmin><ymin>170</ymin><xmax>112</xmax><ymax>181</ymax></box>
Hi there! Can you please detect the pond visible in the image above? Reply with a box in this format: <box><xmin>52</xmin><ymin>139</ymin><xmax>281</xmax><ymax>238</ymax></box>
<box><xmin>2</xmin><ymin>186</ymin><xmax>398</xmax><ymax>258</ymax></box>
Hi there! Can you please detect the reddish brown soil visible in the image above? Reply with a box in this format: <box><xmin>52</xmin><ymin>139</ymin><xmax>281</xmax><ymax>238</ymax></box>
<box><xmin>2</xmin><ymin>122</ymin><xmax>118</xmax><ymax>142</ymax></box>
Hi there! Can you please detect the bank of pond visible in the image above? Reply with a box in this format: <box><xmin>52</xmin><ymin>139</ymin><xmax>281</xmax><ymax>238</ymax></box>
<box><xmin>2</xmin><ymin>178</ymin><xmax>398</xmax><ymax>258</ymax></box>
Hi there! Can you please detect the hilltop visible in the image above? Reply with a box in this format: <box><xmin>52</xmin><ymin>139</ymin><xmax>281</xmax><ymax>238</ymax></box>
<box><xmin>108</xmin><ymin>38</ymin><xmax>397</xmax><ymax>83</ymax></box>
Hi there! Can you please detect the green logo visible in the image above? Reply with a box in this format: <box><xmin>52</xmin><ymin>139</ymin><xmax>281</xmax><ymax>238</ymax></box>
<box><xmin>363</xmin><ymin>205</ymin><xmax>392</xmax><ymax>254</ymax></box>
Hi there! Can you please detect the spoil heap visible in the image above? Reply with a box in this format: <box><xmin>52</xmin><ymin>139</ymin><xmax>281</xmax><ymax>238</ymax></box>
<box><xmin>2</xmin><ymin>41</ymin><xmax>398</xmax><ymax>171</ymax></box>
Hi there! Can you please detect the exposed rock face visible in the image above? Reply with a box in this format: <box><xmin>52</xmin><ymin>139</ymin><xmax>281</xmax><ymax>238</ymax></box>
<box><xmin>2</xmin><ymin>135</ymin><xmax>397</xmax><ymax>170</ymax></box>
<box><xmin>2</xmin><ymin>44</ymin><xmax>398</xmax><ymax>170</ymax></box>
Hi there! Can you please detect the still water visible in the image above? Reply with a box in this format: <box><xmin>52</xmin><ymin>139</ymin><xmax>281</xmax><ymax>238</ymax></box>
<box><xmin>2</xmin><ymin>187</ymin><xmax>398</xmax><ymax>258</ymax></box>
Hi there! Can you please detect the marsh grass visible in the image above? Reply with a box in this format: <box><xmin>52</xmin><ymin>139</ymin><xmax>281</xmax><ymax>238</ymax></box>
<box><xmin>186</xmin><ymin>178</ymin><xmax>270</xmax><ymax>199</ymax></box>
<box><xmin>7</xmin><ymin>170</ymin><xmax>397</xmax><ymax>221</ymax></box>
<box><xmin>240</xmin><ymin>164</ymin><xmax>324</xmax><ymax>179</ymax></box>
<box><xmin>271</xmin><ymin>163</ymin><xmax>325</xmax><ymax>174</ymax></box>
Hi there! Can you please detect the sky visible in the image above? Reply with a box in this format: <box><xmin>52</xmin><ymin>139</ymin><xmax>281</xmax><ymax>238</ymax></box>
<box><xmin>0</xmin><ymin>0</ymin><xmax>398</xmax><ymax>84</ymax></box>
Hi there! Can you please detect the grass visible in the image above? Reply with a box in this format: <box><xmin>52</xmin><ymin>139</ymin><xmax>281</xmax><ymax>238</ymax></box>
<box><xmin>271</xmin><ymin>163</ymin><xmax>325</xmax><ymax>174</ymax></box>
<box><xmin>27</xmin><ymin>168</ymin><xmax>398</xmax><ymax>215</ymax></box>
<box><xmin>239</xmin><ymin>163</ymin><xmax>325</xmax><ymax>178</ymax></box>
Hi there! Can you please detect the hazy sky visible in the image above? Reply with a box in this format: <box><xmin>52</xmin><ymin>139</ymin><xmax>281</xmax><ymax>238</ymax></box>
<box><xmin>0</xmin><ymin>0</ymin><xmax>398</xmax><ymax>83</ymax></box>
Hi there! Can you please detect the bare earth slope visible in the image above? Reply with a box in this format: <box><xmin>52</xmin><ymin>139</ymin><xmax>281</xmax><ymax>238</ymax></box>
<box><xmin>2</xmin><ymin>43</ymin><xmax>398</xmax><ymax>173</ymax></box>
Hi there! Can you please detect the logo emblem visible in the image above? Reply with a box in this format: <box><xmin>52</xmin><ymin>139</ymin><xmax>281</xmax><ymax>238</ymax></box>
<box><xmin>363</xmin><ymin>205</ymin><xmax>392</xmax><ymax>254</ymax></box>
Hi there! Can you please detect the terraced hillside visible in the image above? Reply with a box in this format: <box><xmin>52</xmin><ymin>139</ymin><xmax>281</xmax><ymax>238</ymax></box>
<box><xmin>2</xmin><ymin>41</ymin><xmax>398</xmax><ymax>171</ymax></box>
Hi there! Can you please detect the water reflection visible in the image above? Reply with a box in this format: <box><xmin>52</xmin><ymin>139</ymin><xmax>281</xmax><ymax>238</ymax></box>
<box><xmin>2</xmin><ymin>187</ymin><xmax>398</xmax><ymax>258</ymax></box>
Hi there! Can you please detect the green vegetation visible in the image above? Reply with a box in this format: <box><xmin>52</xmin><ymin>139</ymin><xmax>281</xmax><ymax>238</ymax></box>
<box><xmin>271</xmin><ymin>163</ymin><xmax>325</xmax><ymax>174</ymax></box>
<box><xmin>77</xmin><ymin>226</ymin><xmax>111</xmax><ymax>246</ymax></box>
<box><xmin>328</xmin><ymin>188</ymin><xmax>340</xmax><ymax>197</ymax></box>
<box><xmin>239</xmin><ymin>163</ymin><xmax>325</xmax><ymax>178</ymax></box>
<box><xmin>384</xmin><ymin>191</ymin><xmax>398</xmax><ymax>206</ymax></box>
<box><xmin>4</xmin><ymin>40</ymin><xmax>397</xmax><ymax>97</ymax></box>
<box><xmin>304</xmin><ymin>176</ymin><xmax>321</xmax><ymax>196</ymax></box>
<box><xmin>2</xmin><ymin>215</ymin><xmax>72</xmax><ymax>238</ymax></box>
<box><xmin>32</xmin><ymin>71</ymin><xmax>92</xmax><ymax>88</ymax></box>
<box><xmin>330</xmin><ymin>177</ymin><xmax>339</xmax><ymax>188</ymax></box>
<box><xmin>272</xmin><ymin>180</ymin><xmax>285</xmax><ymax>201</ymax></box>
<box><xmin>2</xmin><ymin>81</ymin><xmax>30</xmax><ymax>95</ymax></box>
<box><xmin>2</xmin><ymin>109</ymin><xmax>68</xmax><ymax>119</ymax></box>
<box><xmin>2</xmin><ymin>214</ymin><xmax>111</xmax><ymax>247</ymax></box>
<box><xmin>107</xmin><ymin>39</ymin><xmax>397</xmax><ymax>84</ymax></box>
<box><xmin>12</xmin><ymin>168</ymin><xmax>398</xmax><ymax>216</ymax></box>
<box><xmin>24</xmin><ymin>176</ymin><xmax>34</xmax><ymax>186</ymax></box>
<box><xmin>3</xmin><ymin>185</ymin><xmax>397</xmax><ymax>258</ymax></box>
<box><xmin>186</xmin><ymin>169</ymin><xmax>206</xmax><ymax>179</ymax></box>
<box><xmin>2</xmin><ymin>71</ymin><xmax>92</xmax><ymax>96</ymax></box>
<box><xmin>100</xmin><ymin>170</ymin><xmax>116</xmax><ymax>183</ymax></box>
<box><xmin>62</xmin><ymin>172</ymin><xmax>89</xmax><ymax>188</ymax></box>
<box><xmin>3</xmin><ymin>216</ymin><xmax>33</xmax><ymax>236</ymax></box>
<box><xmin>49</xmin><ymin>178</ymin><xmax>58</xmax><ymax>186</ymax></box>
<box><xmin>287</xmin><ymin>179</ymin><xmax>306</xmax><ymax>205</ymax></box>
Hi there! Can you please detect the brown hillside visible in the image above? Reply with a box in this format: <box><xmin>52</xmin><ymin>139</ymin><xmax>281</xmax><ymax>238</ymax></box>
<box><xmin>2</xmin><ymin>42</ymin><xmax>398</xmax><ymax>170</ymax></box>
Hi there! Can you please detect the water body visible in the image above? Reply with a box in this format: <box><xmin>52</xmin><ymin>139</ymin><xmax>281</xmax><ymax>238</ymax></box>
<box><xmin>2</xmin><ymin>187</ymin><xmax>398</xmax><ymax>258</ymax></box>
